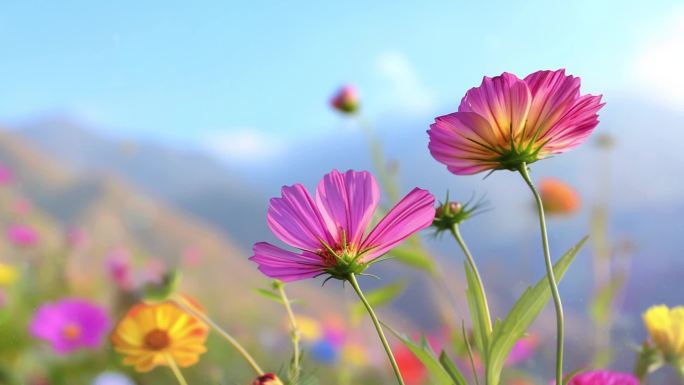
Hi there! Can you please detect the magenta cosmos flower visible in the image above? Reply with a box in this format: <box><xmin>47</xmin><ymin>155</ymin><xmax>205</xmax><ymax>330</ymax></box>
<box><xmin>250</xmin><ymin>169</ymin><xmax>435</xmax><ymax>281</ymax></box>
<box><xmin>428</xmin><ymin>69</ymin><xmax>604</xmax><ymax>175</ymax></box>
<box><xmin>565</xmin><ymin>370</ymin><xmax>639</xmax><ymax>385</ymax></box>
<box><xmin>29</xmin><ymin>298</ymin><xmax>111</xmax><ymax>355</ymax></box>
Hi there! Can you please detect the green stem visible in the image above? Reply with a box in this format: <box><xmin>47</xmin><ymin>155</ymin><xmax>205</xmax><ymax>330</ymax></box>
<box><xmin>347</xmin><ymin>273</ymin><xmax>405</xmax><ymax>385</ymax></box>
<box><xmin>450</xmin><ymin>224</ymin><xmax>493</xmax><ymax>335</ymax></box>
<box><xmin>166</xmin><ymin>353</ymin><xmax>189</xmax><ymax>385</ymax></box>
<box><xmin>172</xmin><ymin>295</ymin><xmax>264</xmax><ymax>375</ymax></box>
<box><xmin>275</xmin><ymin>282</ymin><xmax>301</xmax><ymax>382</ymax></box>
<box><xmin>518</xmin><ymin>163</ymin><xmax>564</xmax><ymax>385</ymax></box>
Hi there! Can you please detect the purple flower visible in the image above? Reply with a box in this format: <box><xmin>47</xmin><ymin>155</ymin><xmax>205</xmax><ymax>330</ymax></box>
<box><xmin>7</xmin><ymin>224</ymin><xmax>39</xmax><ymax>247</ymax></box>
<box><xmin>29</xmin><ymin>298</ymin><xmax>111</xmax><ymax>355</ymax></box>
<box><xmin>250</xmin><ymin>169</ymin><xmax>435</xmax><ymax>281</ymax></box>
<box><xmin>566</xmin><ymin>370</ymin><xmax>639</xmax><ymax>385</ymax></box>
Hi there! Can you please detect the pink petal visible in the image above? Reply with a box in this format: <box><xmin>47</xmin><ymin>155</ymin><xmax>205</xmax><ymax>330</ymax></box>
<box><xmin>267</xmin><ymin>184</ymin><xmax>334</xmax><ymax>252</ymax></box>
<box><xmin>315</xmin><ymin>169</ymin><xmax>380</xmax><ymax>248</ymax></box>
<box><xmin>540</xmin><ymin>93</ymin><xmax>604</xmax><ymax>155</ymax></box>
<box><xmin>523</xmin><ymin>69</ymin><xmax>582</xmax><ymax>141</ymax></box>
<box><xmin>360</xmin><ymin>188</ymin><xmax>435</xmax><ymax>261</ymax></box>
<box><xmin>458</xmin><ymin>72</ymin><xmax>532</xmax><ymax>144</ymax></box>
<box><xmin>428</xmin><ymin>112</ymin><xmax>501</xmax><ymax>175</ymax></box>
<box><xmin>250</xmin><ymin>242</ymin><xmax>326</xmax><ymax>282</ymax></box>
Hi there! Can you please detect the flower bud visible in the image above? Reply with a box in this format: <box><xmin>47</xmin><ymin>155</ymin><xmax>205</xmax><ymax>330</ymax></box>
<box><xmin>330</xmin><ymin>85</ymin><xmax>359</xmax><ymax>114</ymax></box>
<box><xmin>251</xmin><ymin>373</ymin><xmax>284</xmax><ymax>385</ymax></box>
<box><xmin>432</xmin><ymin>195</ymin><xmax>484</xmax><ymax>233</ymax></box>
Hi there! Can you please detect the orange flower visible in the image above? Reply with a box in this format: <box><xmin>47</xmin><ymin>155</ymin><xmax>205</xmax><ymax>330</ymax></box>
<box><xmin>111</xmin><ymin>300</ymin><xmax>208</xmax><ymax>372</ymax></box>
<box><xmin>539</xmin><ymin>178</ymin><xmax>580</xmax><ymax>215</ymax></box>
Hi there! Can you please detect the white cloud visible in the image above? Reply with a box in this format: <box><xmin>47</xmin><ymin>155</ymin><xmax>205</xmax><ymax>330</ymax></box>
<box><xmin>203</xmin><ymin>129</ymin><xmax>284</xmax><ymax>163</ymax></box>
<box><xmin>375</xmin><ymin>52</ymin><xmax>435</xmax><ymax>115</ymax></box>
<box><xmin>630</xmin><ymin>7</ymin><xmax>684</xmax><ymax>111</ymax></box>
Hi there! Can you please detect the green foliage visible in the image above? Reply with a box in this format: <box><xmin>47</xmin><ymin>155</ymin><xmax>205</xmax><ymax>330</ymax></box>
<box><xmin>351</xmin><ymin>281</ymin><xmax>406</xmax><ymax>323</ymax></box>
<box><xmin>439</xmin><ymin>351</ymin><xmax>467</xmax><ymax>385</ymax></box>
<box><xmin>486</xmin><ymin>237</ymin><xmax>587</xmax><ymax>385</ymax></box>
<box><xmin>385</xmin><ymin>325</ymin><xmax>461</xmax><ymax>385</ymax></box>
<box><xmin>388</xmin><ymin>247</ymin><xmax>435</xmax><ymax>274</ymax></box>
<box><xmin>464</xmin><ymin>261</ymin><xmax>491</xmax><ymax>359</ymax></box>
<box><xmin>142</xmin><ymin>269</ymin><xmax>181</xmax><ymax>302</ymax></box>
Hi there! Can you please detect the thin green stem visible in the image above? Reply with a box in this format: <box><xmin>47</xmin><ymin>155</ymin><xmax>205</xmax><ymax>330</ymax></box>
<box><xmin>347</xmin><ymin>273</ymin><xmax>405</xmax><ymax>385</ymax></box>
<box><xmin>166</xmin><ymin>353</ymin><xmax>189</xmax><ymax>385</ymax></box>
<box><xmin>276</xmin><ymin>282</ymin><xmax>301</xmax><ymax>382</ymax></box>
<box><xmin>172</xmin><ymin>295</ymin><xmax>264</xmax><ymax>375</ymax></box>
<box><xmin>450</xmin><ymin>224</ymin><xmax>493</xmax><ymax>335</ymax></box>
<box><xmin>518</xmin><ymin>163</ymin><xmax>564</xmax><ymax>385</ymax></box>
<box><xmin>462</xmin><ymin>321</ymin><xmax>482</xmax><ymax>385</ymax></box>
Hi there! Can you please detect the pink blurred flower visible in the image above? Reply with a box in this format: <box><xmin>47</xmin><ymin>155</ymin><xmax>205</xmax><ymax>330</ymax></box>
<box><xmin>0</xmin><ymin>163</ymin><xmax>13</xmax><ymax>185</ymax></box>
<box><xmin>7</xmin><ymin>224</ymin><xmax>39</xmax><ymax>247</ymax></box>
<box><xmin>330</xmin><ymin>85</ymin><xmax>360</xmax><ymax>114</ymax></box>
<box><xmin>12</xmin><ymin>198</ymin><xmax>32</xmax><ymax>216</ymax></box>
<box><xmin>182</xmin><ymin>246</ymin><xmax>202</xmax><ymax>267</ymax></box>
<box><xmin>506</xmin><ymin>334</ymin><xmax>539</xmax><ymax>366</ymax></box>
<box><xmin>250</xmin><ymin>169</ymin><xmax>435</xmax><ymax>282</ymax></box>
<box><xmin>428</xmin><ymin>69</ymin><xmax>604</xmax><ymax>175</ymax></box>
<box><xmin>141</xmin><ymin>257</ymin><xmax>167</xmax><ymax>284</ymax></box>
<box><xmin>29</xmin><ymin>298</ymin><xmax>110</xmax><ymax>355</ymax></box>
<box><xmin>66</xmin><ymin>227</ymin><xmax>88</xmax><ymax>248</ymax></box>
<box><xmin>565</xmin><ymin>370</ymin><xmax>639</xmax><ymax>385</ymax></box>
<box><xmin>106</xmin><ymin>248</ymin><xmax>134</xmax><ymax>291</ymax></box>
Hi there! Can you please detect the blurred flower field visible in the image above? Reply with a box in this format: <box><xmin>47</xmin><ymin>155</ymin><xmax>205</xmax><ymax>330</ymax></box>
<box><xmin>0</xmin><ymin>68</ymin><xmax>682</xmax><ymax>385</ymax></box>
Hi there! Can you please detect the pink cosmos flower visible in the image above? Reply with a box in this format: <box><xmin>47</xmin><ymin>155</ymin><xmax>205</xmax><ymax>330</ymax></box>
<box><xmin>250</xmin><ymin>169</ymin><xmax>435</xmax><ymax>281</ymax></box>
<box><xmin>29</xmin><ymin>298</ymin><xmax>111</xmax><ymax>355</ymax></box>
<box><xmin>330</xmin><ymin>85</ymin><xmax>360</xmax><ymax>114</ymax></box>
<box><xmin>428</xmin><ymin>69</ymin><xmax>603</xmax><ymax>175</ymax></box>
<box><xmin>7</xmin><ymin>224</ymin><xmax>40</xmax><ymax>247</ymax></box>
<box><xmin>565</xmin><ymin>370</ymin><xmax>639</xmax><ymax>385</ymax></box>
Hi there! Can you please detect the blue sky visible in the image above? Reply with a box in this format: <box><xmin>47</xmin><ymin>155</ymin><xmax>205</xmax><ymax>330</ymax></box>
<box><xmin>1</xmin><ymin>1</ymin><xmax>682</xmax><ymax>156</ymax></box>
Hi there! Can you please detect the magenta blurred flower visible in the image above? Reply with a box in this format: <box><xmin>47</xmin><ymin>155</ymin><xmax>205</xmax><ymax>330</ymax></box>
<box><xmin>0</xmin><ymin>163</ymin><xmax>13</xmax><ymax>185</ymax></box>
<box><xmin>7</xmin><ymin>224</ymin><xmax>39</xmax><ymax>247</ymax></box>
<box><xmin>506</xmin><ymin>334</ymin><xmax>539</xmax><ymax>366</ymax></box>
<box><xmin>565</xmin><ymin>370</ymin><xmax>639</xmax><ymax>385</ymax></box>
<box><xmin>428</xmin><ymin>69</ymin><xmax>603</xmax><ymax>175</ymax></box>
<box><xmin>106</xmin><ymin>248</ymin><xmax>134</xmax><ymax>291</ymax></box>
<box><xmin>330</xmin><ymin>85</ymin><xmax>360</xmax><ymax>114</ymax></box>
<box><xmin>29</xmin><ymin>298</ymin><xmax>110</xmax><ymax>355</ymax></box>
<box><xmin>250</xmin><ymin>169</ymin><xmax>435</xmax><ymax>282</ymax></box>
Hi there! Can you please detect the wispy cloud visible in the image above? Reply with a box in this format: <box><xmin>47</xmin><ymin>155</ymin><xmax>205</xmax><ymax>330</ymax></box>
<box><xmin>203</xmin><ymin>129</ymin><xmax>285</xmax><ymax>163</ymax></box>
<box><xmin>630</xmin><ymin>7</ymin><xmax>684</xmax><ymax>111</ymax></box>
<box><xmin>375</xmin><ymin>52</ymin><xmax>435</xmax><ymax>115</ymax></box>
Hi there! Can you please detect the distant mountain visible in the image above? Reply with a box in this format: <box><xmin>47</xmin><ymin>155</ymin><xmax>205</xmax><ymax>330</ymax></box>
<box><xmin>0</xmin><ymin>129</ymin><xmax>349</xmax><ymax>325</ymax></box>
<box><xmin>15</xmin><ymin>116</ymin><xmax>269</xmax><ymax>249</ymax></box>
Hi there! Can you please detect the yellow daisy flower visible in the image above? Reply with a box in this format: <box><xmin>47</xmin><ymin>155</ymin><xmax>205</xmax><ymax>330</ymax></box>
<box><xmin>643</xmin><ymin>305</ymin><xmax>684</xmax><ymax>359</ymax></box>
<box><xmin>111</xmin><ymin>300</ymin><xmax>209</xmax><ymax>372</ymax></box>
<box><xmin>0</xmin><ymin>263</ymin><xmax>18</xmax><ymax>286</ymax></box>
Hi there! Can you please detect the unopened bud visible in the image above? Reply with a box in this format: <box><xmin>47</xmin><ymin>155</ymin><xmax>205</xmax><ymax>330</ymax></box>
<box><xmin>330</xmin><ymin>85</ymin><xmax>360</xmax><ymax>114</ymax></box>
<box><xmin>251</xmin><ymin>373</ymin><xmax>284</xmax><ymax>385</ymax></box>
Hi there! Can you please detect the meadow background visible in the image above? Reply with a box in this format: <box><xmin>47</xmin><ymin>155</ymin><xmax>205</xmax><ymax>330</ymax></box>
<box><xmin>0</xmin><ymin>1</ymin><xmax>683</xmax><ymax>384</ymax></box>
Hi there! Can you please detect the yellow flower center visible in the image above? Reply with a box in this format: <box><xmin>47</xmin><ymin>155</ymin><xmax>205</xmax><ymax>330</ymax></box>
<box><xmin>144</xmin><ymin>328</ymin><xmax>171</xmax><ymax>350</ymax></box>
<box><xmin>61</xmin><ymin>323</ymin><xmax>81</xmax><ymax>341</ymax></box>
